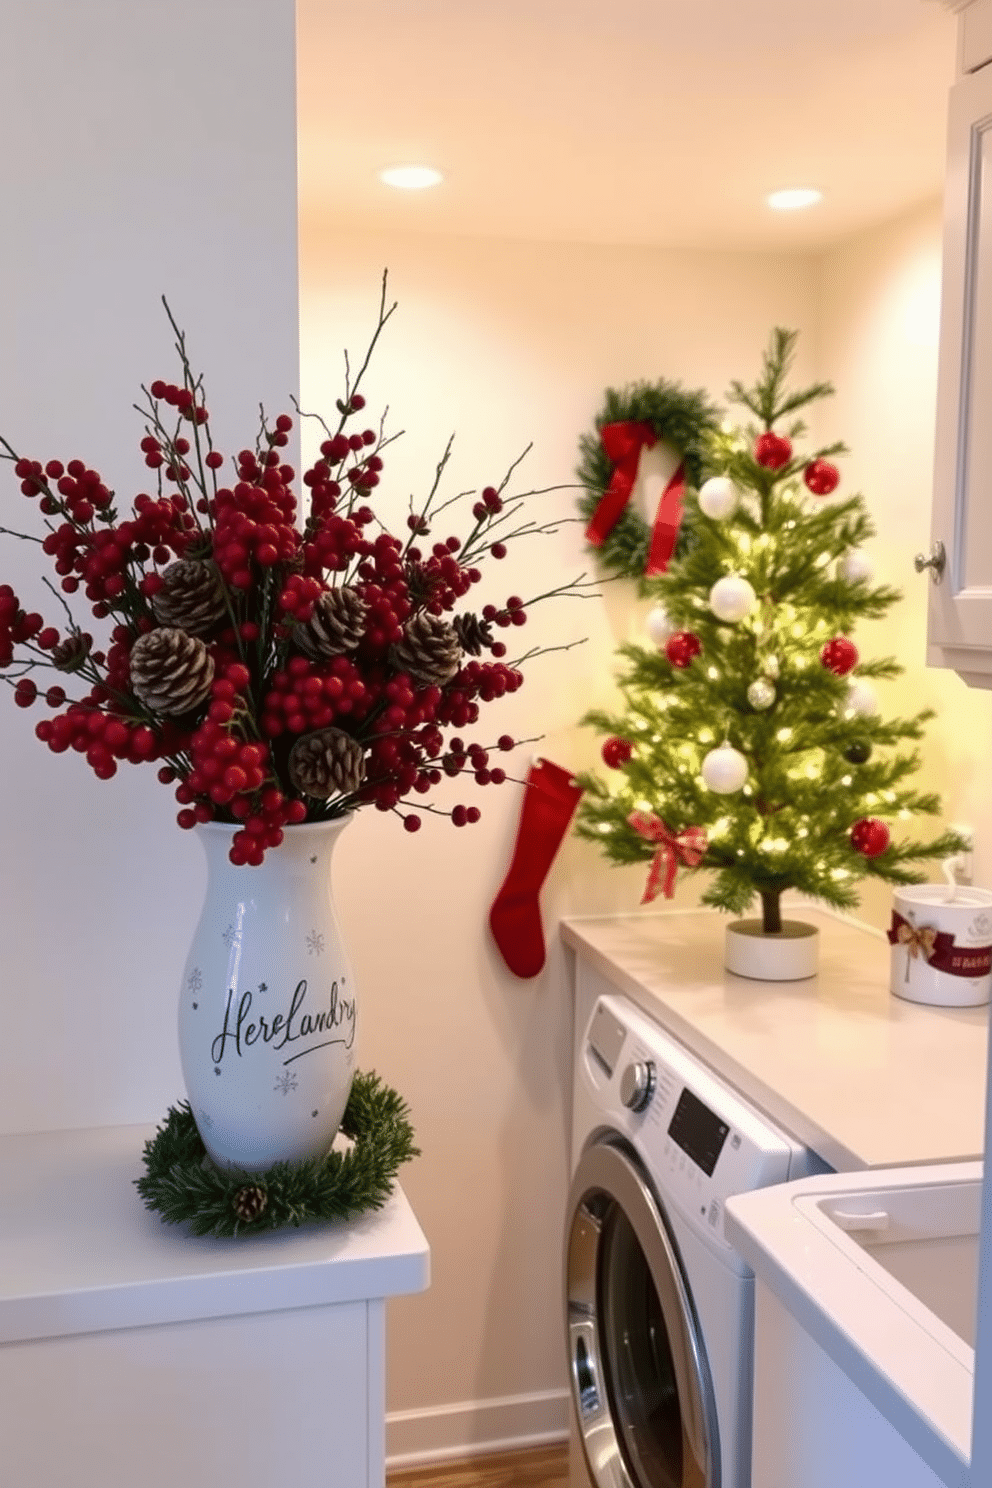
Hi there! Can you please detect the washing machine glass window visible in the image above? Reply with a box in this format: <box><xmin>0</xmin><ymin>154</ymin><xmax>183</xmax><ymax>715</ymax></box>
<box><xmin>566</xmin><ymin>1139</ymin><xmax>718</xmax><ymax>1488</ymax></box>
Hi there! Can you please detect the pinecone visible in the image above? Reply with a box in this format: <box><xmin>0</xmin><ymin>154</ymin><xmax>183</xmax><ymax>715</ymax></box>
<box><xmin>129</xmin><ymin>627</ymin><xmax>215</xmax><ymax>716</ymax></box>
<box><xmin>295</xmin><ymin>587</ymin><xmax>368</xmax><ymax>660</ymax></box>
<box><xmin>390</xmin><ymin>612</ymin><xmax>462</xmax><ymax>686</ymax></box>
<box><xmin>288</xmin><ymin>727</ymin><xmax>366</xmax><ymax>800</ymax></box>
<box><xmin>51</xmin><ymin>632</ymin><xmax>92</xmax><ymax>673</ymax></box>
<box><xmin>150</xmin><ymin>559</ymin><xmax>227</xmax><ymax>636</ymax></box>
<box><xmin>232</xmin><ymin>1184</ymin><xmax>268</xmax><ymax>1224</ymax></box>
<box><xmin>452</xmin><ymin>612</ymin><xmax>493</xmax><ymax>657</ymax></box>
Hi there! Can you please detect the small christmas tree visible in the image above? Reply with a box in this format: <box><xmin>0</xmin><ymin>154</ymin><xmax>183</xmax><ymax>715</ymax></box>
<box><xmin>576</xmin><ymin>329</ymin><xmax>963</xmax><ymax>935</ymax></box>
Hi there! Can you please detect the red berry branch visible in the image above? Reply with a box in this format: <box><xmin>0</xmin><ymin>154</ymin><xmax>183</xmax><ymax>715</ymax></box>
<box><xmin>0</xmin><ymin>275</ymin><xmax>587</xmax><ymax>864</ymax></box>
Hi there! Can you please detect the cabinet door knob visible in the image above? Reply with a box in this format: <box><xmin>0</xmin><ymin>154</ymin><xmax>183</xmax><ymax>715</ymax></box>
<box><xmin>914</xmin><ymin>540</ymin><xmax>946</xmax><ymax>583</ymax></box>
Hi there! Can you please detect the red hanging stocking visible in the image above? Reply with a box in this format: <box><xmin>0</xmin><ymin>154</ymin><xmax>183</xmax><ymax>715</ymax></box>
<box><xmin>489</xmin><ymin>758</ymin><xmax>584</xmax><ymax>979</ymax></box>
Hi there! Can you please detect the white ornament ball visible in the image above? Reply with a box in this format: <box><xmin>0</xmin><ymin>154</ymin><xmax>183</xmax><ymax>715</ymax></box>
<box><xmin>701</xmin><ymin>744</ymin><xmax>749</xmax><ymax>794</ymax></box>
<box><xmin>747</xmin><ymin>677</ymin><xmax>776</xmax><ymax>710</ymax></box>
<box><xmin>845</xmin><ymin>678</ymin><xmax>878</xmax><ymax>717</ymax></box>
<box><xmin>837</xmin><ymin>549</ymin><xmax>875</xmax><ymax>584</ymax></box>
<box><xmin>646</xmin><ymin>604</ymin><xmax>675</xmax><ymax>647</ymax></box>
<box><xmin>709</xmin><ymin>574</ymin><xmax>757</xmax><ymax>624</ymax></box>
<box><xmin>698</xmin><ymin>476</ymin><xmax>740</xmax><ymax>521</ymax></box>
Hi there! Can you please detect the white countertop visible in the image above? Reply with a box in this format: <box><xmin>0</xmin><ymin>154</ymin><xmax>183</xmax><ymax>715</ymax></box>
<box><xmin>562</xmin><ymin>906</ymin><xmax>990</xmax><ymax>1171</ymax></box>
<box><xmin>0</xmin><ymin>1122</ymin><xmax>430</xmax><ymax>1345</ymax></box>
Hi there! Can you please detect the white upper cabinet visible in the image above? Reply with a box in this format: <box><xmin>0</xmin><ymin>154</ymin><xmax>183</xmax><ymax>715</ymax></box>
<box><xmin>929</xmin><ymin>2</ymin><xmax>992</xmax><ymax>686</ymax></box>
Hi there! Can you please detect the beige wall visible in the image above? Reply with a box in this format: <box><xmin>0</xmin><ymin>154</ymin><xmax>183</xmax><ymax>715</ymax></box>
<box><xmin>814</xmin><ymin>201</ymin><xmax>992</xmax><ymax>929</ymax></box>
<box><xmin>299</xmin><ymin>224</ymin><xmax>821</xmax><ymax>1457</ymax></box>
<box><xmin>300</xmin><ymin>210</ymin><xmax>992</xmax><ymax>1460</ymax></box>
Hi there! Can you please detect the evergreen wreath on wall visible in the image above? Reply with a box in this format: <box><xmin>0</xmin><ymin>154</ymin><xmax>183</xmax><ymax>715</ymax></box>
<box><xmin>136</xmin><ymin>1070</ymin><xmax>418</xmax><ymax>1238</ymax></box>
<box><xmin>577</xmin><ymin>378</ymin><xmax>721</xmax><ymax>587</ymax></box>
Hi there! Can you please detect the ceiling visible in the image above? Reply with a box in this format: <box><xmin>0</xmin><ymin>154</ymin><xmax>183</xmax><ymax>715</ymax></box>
<box><xmin>296</xmin><ymin>0</ymin><xmax>959</xmax><ymax>253</ymax></box>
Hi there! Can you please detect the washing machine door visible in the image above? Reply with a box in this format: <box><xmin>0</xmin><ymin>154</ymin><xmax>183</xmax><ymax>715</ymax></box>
<box><xmin>565</xmin><ymin>1137</ymin><xmax>719</xmax><ymax>1488</ymax></box>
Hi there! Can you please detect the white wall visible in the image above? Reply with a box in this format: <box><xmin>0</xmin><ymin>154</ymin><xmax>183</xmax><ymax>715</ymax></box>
<box><xmin>299</xmin><ymin>223</ymin><xmax>820</xmax><ymax>1458</ymax></box>
<box><xmin>0</xmin><ymin>0</ymin><xmax>300</xmax><ymax>1133</ymax></box>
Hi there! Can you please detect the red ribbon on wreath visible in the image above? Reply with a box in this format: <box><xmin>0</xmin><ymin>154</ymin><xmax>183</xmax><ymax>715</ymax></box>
<box><xmin>628</xmin><ymin>811</ymin><xmax>708</xmax><ymax>902</ymax></box>
<box><xmin>645</xmin><ymin>462</ymin><xmax>686</xmax><ymax>576</ymax></box>
<box><xmin>584</xmin><ymin>420</ymin><xmax>686</xmax><ymax>576</ymax></box>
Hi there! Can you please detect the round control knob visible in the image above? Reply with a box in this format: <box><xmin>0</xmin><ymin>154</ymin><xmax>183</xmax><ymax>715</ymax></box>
<box><xmin>620</xmin><ymin>1060</ymin><xmax>656</xmax><ymax>1113</ymax></box>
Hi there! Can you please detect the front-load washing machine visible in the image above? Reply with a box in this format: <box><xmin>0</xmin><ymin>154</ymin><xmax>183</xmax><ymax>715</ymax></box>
<box><xmin>564</xmin><ymin>988</ymin><xmax>829</xmax><ymax>1488</ymax></box>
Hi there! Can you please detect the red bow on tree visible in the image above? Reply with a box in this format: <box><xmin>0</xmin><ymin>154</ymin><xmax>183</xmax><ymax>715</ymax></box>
<box><xmin>584</xmin><ymin>420</ymin><xmax>686</xmax><ymax>575</ymax></box>
<box><xmin>627</xmin><ymin>811</ymin><xmax>708</xmax><ymax>902</ymax></box>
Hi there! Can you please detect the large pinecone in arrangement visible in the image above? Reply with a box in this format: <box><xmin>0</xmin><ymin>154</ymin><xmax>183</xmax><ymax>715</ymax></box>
<box><xmin>390</xmin><ymin>612</ymin><xmax>462</xmax><ymax>686</ymax></box>
<box><xmin>452</xmin><ymin>612</ymin><xmax>493</xmax><ymax>657</ymax></box>
<box><xmin>150</xmin><ymin>559</ymin><xmax>227</xmax><ymax>636</ymax></box>
<box><xmin>51</xmin><ymin>632</ymin><xmax>92</xmax><ymax>672</ymax></box>
<box><xmin>288</xmin><ymin>727</ymin><xmax>366</xmax><ymax>799</ymax></box>
<box><xmin>295</xmin><ymin>587</ymin><xmax>368</xmax><ymax>660</ymax></box>
<box><xmin>129</xmin><ymin>627</ymin><xmax>215</xmax><ymax>716</ymax></box>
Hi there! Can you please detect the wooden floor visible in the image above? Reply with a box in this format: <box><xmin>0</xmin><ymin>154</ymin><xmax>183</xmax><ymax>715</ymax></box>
<box><xmin>387</xmin><ymin>1443</ymin><xmax>570</xmax><ymax>1487</ymax></box>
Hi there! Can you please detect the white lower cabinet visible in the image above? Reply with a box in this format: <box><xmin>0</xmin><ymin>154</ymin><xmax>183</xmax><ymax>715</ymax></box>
<box><xmin>750</xmin><ymin>1284</ymin><xmax>949</xmax><ymax>1488</ymax></box>
<box><xmin>0</xmin><ymin>1123</ymin><xmax>429</xmax><ymax>1488</ymax></box>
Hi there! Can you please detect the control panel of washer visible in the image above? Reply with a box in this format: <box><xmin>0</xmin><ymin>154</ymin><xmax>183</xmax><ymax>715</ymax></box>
<box><xmin>585</xmin><ymin>993</ymin><xmax>801</xmax><ymax>1239</ymax></box>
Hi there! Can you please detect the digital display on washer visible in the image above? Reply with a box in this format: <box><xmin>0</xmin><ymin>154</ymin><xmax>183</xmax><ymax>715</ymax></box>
<box><xmin>667</xmin><ymin>1087</ymin><xmax>730</xmax><ymax>1176</ymax></box>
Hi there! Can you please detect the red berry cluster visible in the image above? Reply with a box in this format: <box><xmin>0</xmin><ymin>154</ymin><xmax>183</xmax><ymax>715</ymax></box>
<box><xmin>0</xmin><ymin>301</ymin><xmax>579</xmax><ymax>864</ymax></box>
<box><xmin>350</xmin><ymin>531</ymin><xmax>411</xmax><ymax>650</ymax></box>
<box><xmin>0</xmin><ymin>585</ymin><xmax>42</xmax><ymax>666</ymax></box>
<box><xmin>212</xmin><ymin>446</ymin><xmax>299</xmax><ymax>589</ymax></box>
<box><xmin>16</xmin><ymin>457</ymin><xmax>114</xmax><ymax>523</ymax></box>
<box><xmin>436</xmin><ymin>661</ymin><xmax>523</xmax><ymax>730</ymax></box>
<box><xmin>262</xmin><ymin>656</ymin><xmax>370</xmax><ymax>736</ymax></box>
<box><xmin>148</xmin><ymin>379</ymin><xmax>209</xmax><ymax>425</ymax></box>
<box><xmin>34</xmin><ymin>704</ymin><xmax>159</xmax><ymax>779</ymax></box>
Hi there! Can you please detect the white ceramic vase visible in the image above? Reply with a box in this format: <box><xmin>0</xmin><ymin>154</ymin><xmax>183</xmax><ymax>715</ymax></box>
<box><xmin>178</xmin><ymin>816</ymin><xmax>357</xmax><ymax>1173</ymax></box>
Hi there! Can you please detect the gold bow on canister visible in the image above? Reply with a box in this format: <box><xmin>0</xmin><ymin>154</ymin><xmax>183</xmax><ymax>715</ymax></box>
<box><xmin>895</xmin><ymin>921</ymin><xmax>938</xmax><ymax>961</ymax></box>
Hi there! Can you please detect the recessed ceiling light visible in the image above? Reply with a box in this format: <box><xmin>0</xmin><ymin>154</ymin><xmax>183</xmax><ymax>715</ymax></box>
<box><xmin>379</xmin><ymin>165</ymin><xmax>444</xmax><ymax>191</ymax></box>
<box><xmin>766</xmin><ymin>188</ymin><xmax>823</xmax><ymax>212</ymax></box>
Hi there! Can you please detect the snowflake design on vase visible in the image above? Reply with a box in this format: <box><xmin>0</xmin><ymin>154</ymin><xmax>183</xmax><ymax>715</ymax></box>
<box><xmin>274</xmin><ymin>1070</ymin><xmax>299</xmax><ymax>1096</ymax></box>
<box><xmin>198</xmin><ymin>1108</ymin><xmax>214</xmax><ymax>1130</ymax></box>
<box><xmin>222</xmin><ymin>923</ymin><xmax>237</xmax><ymax>950</ymax></box>
<box><xmin>307</xmin><ymin>929</ymin><xmax>324</xmax><ymax>956</ymax></box>
<box><xmin>187</xmin><ymin>967</ymin><xmax>203</xmax><ymax>993</ymax></box>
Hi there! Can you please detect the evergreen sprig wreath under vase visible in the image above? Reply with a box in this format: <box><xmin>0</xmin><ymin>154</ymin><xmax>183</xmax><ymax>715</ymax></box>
<box><xmin>136</xmin><ymin>1071</ymin><xmax>418</xmax><ymax>1237</ymax></box>
<box><xmin>576</xmin><ymin>329</ymin><xmax>966</xmax><ymax>981</ymax></box>
<box><xmin>0</xmin><ymin>274</ymin><xmax>584</xmax><ymax>1228</ymax></box>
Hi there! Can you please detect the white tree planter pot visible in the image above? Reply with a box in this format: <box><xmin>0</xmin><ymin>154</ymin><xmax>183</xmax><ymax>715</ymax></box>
<box><xmin>725</xmin><ymin>918</ymin><xmax>820</xmax><ymax>981</ymax></box>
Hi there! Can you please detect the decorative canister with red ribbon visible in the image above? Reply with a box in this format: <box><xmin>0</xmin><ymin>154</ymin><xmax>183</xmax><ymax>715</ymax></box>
<box><xmin>887</xmin><ymin>885</ymin><xmax>992</xmax><ymax>1007</ymax></box>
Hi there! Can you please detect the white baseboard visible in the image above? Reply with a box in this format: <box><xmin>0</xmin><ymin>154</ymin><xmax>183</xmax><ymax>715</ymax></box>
<box><xmin>386</xmin><ymin>1388</ymin><xmax>570</xmax><ymax>1468</ymax></box>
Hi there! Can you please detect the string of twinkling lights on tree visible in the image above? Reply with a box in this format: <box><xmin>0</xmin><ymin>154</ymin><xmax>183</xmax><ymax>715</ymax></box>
<box><xmin>575</xmin><ymin>329</ymin><xmax>966</xmax><ymax>934</ymax></box>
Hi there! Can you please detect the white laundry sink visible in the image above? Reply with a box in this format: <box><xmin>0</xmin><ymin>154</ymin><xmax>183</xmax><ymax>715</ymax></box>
<box><xmin>725</xmin><ymin>1162</ymin><xmax>980</xmax><ymax>1487</ymax></box>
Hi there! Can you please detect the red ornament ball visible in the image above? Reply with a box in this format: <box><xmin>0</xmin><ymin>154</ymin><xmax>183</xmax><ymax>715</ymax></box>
<box><xmin>665</xmin><ymin>630</ymin><xmax>702</xmax><ymax>669</ymax></box>
<box><xmin>820</xmin><ymin>636</ymin><xmax>859</xmax><ymax>676</ymax></box>
<box><xmin>804</xmin><ymin>459</ymin><xmax>840</xmax><ymax>496</ymax></box>
<box><xmin>850</xmin><ymin>817</ymin><xmax>890</xmax><ymax>858</ymax></box>
<box><xmin>602</xmin><ymin>736</ymin><xmax>634</xmax><ymax>769</ymax></box>
<box><xmin>754</xmin><ymin>431</ymin><xmax>792</xmax><ymax>470</ymax></box>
